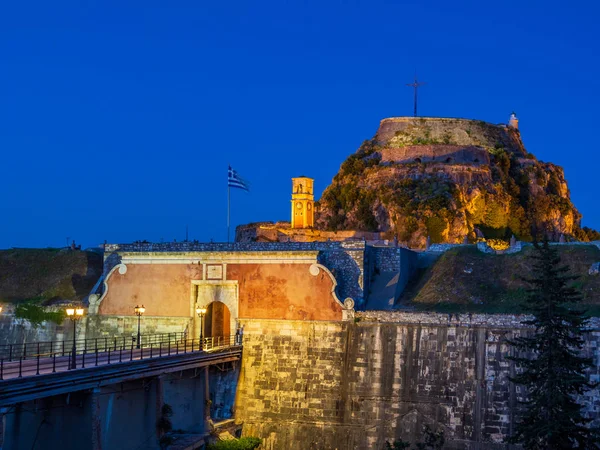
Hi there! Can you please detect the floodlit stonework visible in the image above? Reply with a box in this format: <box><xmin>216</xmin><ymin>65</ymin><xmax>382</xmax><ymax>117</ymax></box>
<box><xmin>235</xmin><ymin>316</ymin><xmax>600</xmax><ymax>449</ymax></box>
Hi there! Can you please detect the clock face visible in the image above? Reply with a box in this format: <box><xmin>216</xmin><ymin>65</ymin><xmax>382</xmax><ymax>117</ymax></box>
<box><xmin>307</xmin><ymin>203</ymin><xmax>312</xmax><ymax>210</ymax></box>
<box><xmin>296</xmin><ymin>202</ymin><xmax>302</xmax><ymax>209</ymax></box>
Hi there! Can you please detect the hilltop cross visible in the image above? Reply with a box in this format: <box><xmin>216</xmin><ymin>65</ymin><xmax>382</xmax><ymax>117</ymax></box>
<box><xmin>406</xmin><ymin>76</ymin><xmax>425</xmax><ymax>117</ymax></box>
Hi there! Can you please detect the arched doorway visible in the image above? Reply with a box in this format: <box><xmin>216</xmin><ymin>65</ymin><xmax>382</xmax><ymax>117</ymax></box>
<box><xmin>204</xmin><ymin>301</ymin><xmax>231</xmax><ymax>338</ymax></box>
<box><xmin>193</xmin><ymin>281</ymin><xmax>238</xmax><ymax>339</ymax></box>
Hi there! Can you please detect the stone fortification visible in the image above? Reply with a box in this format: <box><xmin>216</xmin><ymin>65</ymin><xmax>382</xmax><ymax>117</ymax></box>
<box><xmin>236</xmin><ymin>315</ymin><xmax>600</xmax><ymax>449</ymax></box>
<box><xmin>104</xmin><ymin>240</ymin><xmax>360</xmax><ymax>254</ymax></box>
<box><xmin>102</xmin><ymin>241</ymin><xmax>421</xmax><ymax>310</ymax></box>
<box><xmin>380</xmin><ymin>144</ymin><xmax>491</xmax><ymax>166</ymax></box>
<box><xmin>235</xmin><ymin>221</ymin><xmax>382</xmax><ymax>243</ymax></box>
<box><xmin>357</xmin><ymin>310</ymin><xmax>600</xmax><ymax>329</ymax></box>
<box><xmin>0</xmin><ymin>313</ymin><xmax>190</xmax><ymax>348</ymax></box>
<box><xmin>375</xmin><ymin>117</ymin><xmax>525</xmax><ymax>154</ymax></box>
<box><xmin>317</xmin><ymin>115</ymin><xmax>585</xmax><ymax>248</ymax></box>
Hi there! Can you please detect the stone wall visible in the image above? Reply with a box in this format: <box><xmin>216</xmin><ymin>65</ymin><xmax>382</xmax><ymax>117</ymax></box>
<box><xmin>235</xmin><ymin>222</ymin><xmax>382</xmax><ymax>244</ymax></box>
<box><xmin>0</xmin><ymin>313</ymin><xmax>191</xmax><ymax>349</ymax></box>
<box><xmin>317</xmin><ymin>241</ymin><xmax>366</xmax><ymax>305</ymax></box>
<box><xmin>374</xmin><ymin>117</ymin><xmax>524</xmax><ymax>155</ymax></box>
<box><xmin>235</xmin><ymin>316</ymin><xmax>600</xmax><ymax>449</ymax></box>
<box><xmin>380</xmin><ymin>144</ymin><xmax>490</xmax><ymax>166</ymax></box>
<box><xmin>0</xmin><ymin>315</ymin><xmax>65</xmax><ymax>348</ymax></box>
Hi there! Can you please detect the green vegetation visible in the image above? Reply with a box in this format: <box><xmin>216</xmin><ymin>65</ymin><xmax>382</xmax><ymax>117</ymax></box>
<box><xmin>14</xmin><ymin>302</ymin><xmax>65</xmax><ymax>325</ymax></box>
<box><xmin>507</xmin><ymin>241</ymin><xmax>600</xmax><ymax>448</ymax></box>
<box><xmin>581</xmin><ymin>226</ymin><xmax>600</xmax><ymax>241</ymax></box>
<box><xmin>0</xmin><ymin>249</ymin><xmax>102</xmax><ymax>303</ymax></box>
<box><xmin>399</xmin><ymin>245</ymin><xmax>600</xmax><ymax>315</ymax></box>
<box><xmin>207</xmin><ymin>437</ymin><xmax>262</xmax><ymax>450</ymax></box>
<box><xmin>384</xmin><ymin>425</ymin><xmax>445</xmax><ymax>450</ymax></box>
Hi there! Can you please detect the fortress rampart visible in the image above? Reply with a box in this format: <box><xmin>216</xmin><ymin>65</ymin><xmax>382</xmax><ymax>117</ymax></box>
<box><xmin>236</xmin><ymin>316</ymin><xmax>600</xmax><ymax>449</ymax></box>
<box><xmin>375</xmin><ymin>116</ymin><xmax>525</xmax><ymax>156</ymax></box>
<box><xmin>380</xmin><ymin>144</ymin><xmax>491</xmax><ymax>165</ymax></box>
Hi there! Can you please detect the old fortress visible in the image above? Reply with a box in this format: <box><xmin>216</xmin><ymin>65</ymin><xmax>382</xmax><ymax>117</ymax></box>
<box><xmin>3</xmin><ymin>115</ymin><xmax>600</xmax><ymax>449</ymax></box>
<box><xmin>77</xmin><ymin>116</ymin><xmax>598</xmax><ymax>449</ymax></box>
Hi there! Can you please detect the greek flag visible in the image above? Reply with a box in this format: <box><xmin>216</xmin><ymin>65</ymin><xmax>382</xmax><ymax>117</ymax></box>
<box><xmin>228</xmin><ymin>165</ymin><xmax>249</xmax><ymax>191</ymax></box>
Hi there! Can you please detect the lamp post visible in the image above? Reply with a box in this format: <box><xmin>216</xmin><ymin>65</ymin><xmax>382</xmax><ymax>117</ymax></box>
<box><xmin>66</xmin><ymin>306</ymin><xmax>85</xmax><ymax>369</ymax></box>
<box><xmin>134</xmin><ymin>305</ymin><xmax>145</xmax><ymax>349</ymax></box>
<box><xmin>195</xmin><ymin>305</ymin><xmax>207</xmax><ymax>350</ymax></box>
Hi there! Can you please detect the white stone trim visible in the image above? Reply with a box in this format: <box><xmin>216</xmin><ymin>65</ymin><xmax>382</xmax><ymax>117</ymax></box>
<box><xmin>90</xmin><ymin>263</ymin><xmax>127</xmax><ymax>315</ymax></box>
<box><xmin>193</xmin><ymin>280</ymin><xmax>239</xmax><ymax>337</ymax></box>
<box><xmin>308</xmin><ymin>263</ymin><xmax>355</xmax><ymax>321</ymax></box>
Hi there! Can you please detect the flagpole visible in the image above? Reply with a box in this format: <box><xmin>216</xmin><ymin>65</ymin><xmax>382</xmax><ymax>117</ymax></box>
<box><xmin>227</xmin><ymin>183</ymin><xmax>231</xmax><ymax>244</ymax></box>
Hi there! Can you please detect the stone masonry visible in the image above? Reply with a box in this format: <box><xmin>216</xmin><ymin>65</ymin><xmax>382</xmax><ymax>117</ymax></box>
<box><xmin>235</xmin><ymin>316</ymin><xmax>600</xmax><ymax>449</ymax></box>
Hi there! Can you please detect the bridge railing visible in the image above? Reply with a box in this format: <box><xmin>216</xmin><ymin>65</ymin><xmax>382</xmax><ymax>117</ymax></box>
<box><xmin>0</xmin><ymin>332</ymin><xmax>189</xmax><ymax>361</ymax></box>
<box><xmin>0</xmin><ymin>334</ymin><xmax>242</xmax><ymax>380</ymax></box>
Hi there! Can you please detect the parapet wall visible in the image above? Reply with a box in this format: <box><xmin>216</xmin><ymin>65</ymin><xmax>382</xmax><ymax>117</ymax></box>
<box><xmin>380</xmin><ymin>144</ymin><xmax>491</xmax><ymax>165</ymax></box>
<box><xmin>235</xmin><ymin>222</ymin><xmax>382</xmax><ymax>243</ymax></box>
<box><xmin>375</xmin><ymin>117</ymin><xmax>525</xmax><ymax>155</ymax></box>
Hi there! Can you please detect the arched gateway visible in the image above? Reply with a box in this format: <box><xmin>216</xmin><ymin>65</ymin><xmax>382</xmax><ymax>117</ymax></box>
<box><xmin>204</xmin><ymin>301</ymin><xmax>231</xmax><ymax>338</ymax></box>
<box><xmin>193</xmin><ymin>281</ymin><xmax>238</xmax><ymax>339</ymax></box>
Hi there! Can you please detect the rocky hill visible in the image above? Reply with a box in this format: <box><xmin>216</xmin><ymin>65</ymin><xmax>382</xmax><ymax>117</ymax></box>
<box><xmin>0</xmin><ymin>248</ymin><xmax>102</xmax><ymax>303</ymax></box>
<box><xmin>316</xmin><ymin>116</ymin><xmax>597</xmax><ymax>248</ymax></box>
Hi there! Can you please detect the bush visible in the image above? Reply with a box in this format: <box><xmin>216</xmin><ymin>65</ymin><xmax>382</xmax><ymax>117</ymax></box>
<box><xmin>207</xmin><ymin>437</ymin><xmax>262</xmax><ymax>450</ymax></box>
<box><xmin>583</xmin><ymin>226</ymin><xmax>600</xmax><ymax>241</ymax></box>
<box><xmin>426</xmin><ymin>217</ymin><xmax>446</xmax><ymax>244</ymax></box>
<box><xmin>14</xmin><ymin>302</ymin><xmax>65</xmax><ymax>326</ymax></box>
<box><xmin>485</xmin><ymin>239</ymin><xmax>510</xmax><ymax>251</ymax></box>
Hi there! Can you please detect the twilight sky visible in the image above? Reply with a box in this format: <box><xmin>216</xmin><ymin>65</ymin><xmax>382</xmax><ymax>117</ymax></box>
<box><xmin>1</xmin><ymin>1</ymin><xmax>599</xmax><ymax>248</ymax></box>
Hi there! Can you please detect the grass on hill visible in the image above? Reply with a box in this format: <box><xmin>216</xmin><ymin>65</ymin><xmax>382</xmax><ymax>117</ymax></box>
<box><xmin>0</xmin><ymin>248</ymin><xmax>103</xmax><ymax>304</ymax></box>
<box><xmin>399</xmin><ymin>245</ymin><xmax>600</xmax><ymax>316</ymax></box>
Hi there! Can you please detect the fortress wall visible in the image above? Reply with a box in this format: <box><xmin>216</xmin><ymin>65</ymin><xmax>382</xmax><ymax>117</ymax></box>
<box><xmin>380</xmin><ymin>145</ymin><xmax>491</xmax><ymax>165</ymax></box>
<box><xmin>235</xmin><ymin>223</ymin><xmax>382</xmax><ymax>244</ymax></box>
<box><xmin>236</xmin><ymin>317</ymin><xmax>600</xmax><ymax>450</ymax></box>
<box><xmin>374</xmin><ymin>117</ymin><xmax>521</xmax><ymax>154</ymax></box>
<box><xmin>317</xmin><ymin>241</ymin><xmax>366</xmax><ymax>306</ymax></box>
<box><xmin>368</xmin><ymin>247</ymin><xmax>419</xmax><ymax>304</ymax></box>
<box><xmin>230</xmin><ymin>264</ymin><xmax>343</xmax><ymax>321</ymax></box>
<box><xmin>99</xmin><ymin>264</ymin><xmax>195</xmax><ymax>316</ymax></box>
<box><xmin>0</xmin><ymin>315</ymin><xmax>65</xmax><ymax>348</ymax></box>
<box><xmin>102</xmin><ymin>241</ymin><xmax>380</xmax><ymax>309</ymax></box>
<box><xmin>99</xmin><ymin>259</ymin><xmax>343</xmax><ymax>321</ymax></box>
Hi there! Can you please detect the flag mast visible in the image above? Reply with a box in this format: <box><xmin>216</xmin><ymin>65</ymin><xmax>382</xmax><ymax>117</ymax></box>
<box><xmin>227</xmin><ymin>165</ymin><xmax>249</xmax><ymax>244</ymax></box>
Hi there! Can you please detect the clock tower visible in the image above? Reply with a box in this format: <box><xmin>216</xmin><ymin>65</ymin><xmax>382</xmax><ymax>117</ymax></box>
<box><xmin>291</xmin><ymin>177</ymin><xmax>314</xmax><ymax>229</ymax></box>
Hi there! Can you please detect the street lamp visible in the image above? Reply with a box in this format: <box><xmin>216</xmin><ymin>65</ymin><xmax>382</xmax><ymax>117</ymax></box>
<box><xmin>134</xmin><ymin>305</ymin><xmax>145</xmax><ymax>349</ymax></box>
<box><xmin>195</xmin><ymin>304</ymin><xmax>207</xmax><ymax>350</ymax></box>
<box><xmin>66</xmin><ymin>306</ymin><xmax>85</xmax><ymax>369</ymax></box>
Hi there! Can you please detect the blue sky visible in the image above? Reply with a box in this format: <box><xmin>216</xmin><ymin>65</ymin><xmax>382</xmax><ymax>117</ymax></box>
<box><xmin>1</xmin><ymin>1</ymin><xmax>599</xmax><ymax>248</ymax></box>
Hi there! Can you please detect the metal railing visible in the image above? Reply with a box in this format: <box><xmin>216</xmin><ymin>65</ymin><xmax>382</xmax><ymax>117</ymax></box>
<box><xmin>0</xmin><ymin>334</ymin><xmax>242</xmax><ymax>381</ymax></box>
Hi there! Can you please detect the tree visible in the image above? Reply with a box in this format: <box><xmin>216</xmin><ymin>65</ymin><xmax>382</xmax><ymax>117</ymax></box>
<box><xmin>384</xmin><ymin>425</ymin><xmax>444</xmax><ymax>450</ymax></box>
<box><xmin>508</xmin><ymin>240</ymin><xmax>600</xmax><ymax>449</ymax></box>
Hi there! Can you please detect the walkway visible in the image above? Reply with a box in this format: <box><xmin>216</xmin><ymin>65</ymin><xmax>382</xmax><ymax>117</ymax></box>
<box><xmin>0</xmin><ymin>334</ymin><xmax>242</xmax><ymax>406</ymax></box>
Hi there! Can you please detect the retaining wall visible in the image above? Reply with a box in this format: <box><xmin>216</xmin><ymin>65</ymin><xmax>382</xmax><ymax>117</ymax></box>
<box><xmin>236</xmin><ymin>315</ymin><xmax>600</xmax><ymax>449</ymax></box>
